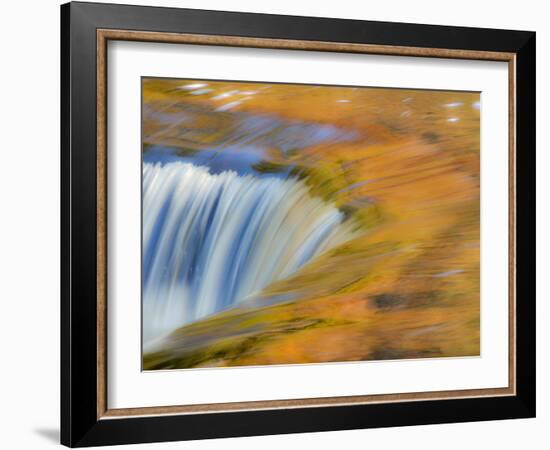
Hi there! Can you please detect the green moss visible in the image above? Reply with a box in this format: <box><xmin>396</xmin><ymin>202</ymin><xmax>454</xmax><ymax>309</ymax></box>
<box><xmin>143</xmin><ymin>317</ymin><xmax>343</xmax><ymax>370</ymax></box>
<box><xmin>251</xmin><ymin>160</ymin><xmax>289</xmax><ymax>174</ymax></box>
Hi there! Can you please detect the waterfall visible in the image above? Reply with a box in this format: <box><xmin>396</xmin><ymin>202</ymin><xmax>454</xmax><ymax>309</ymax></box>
<box><xmin>143</xmin><ymin>162</ymin><xmax>355</xmax><ymax>347</ymax></box>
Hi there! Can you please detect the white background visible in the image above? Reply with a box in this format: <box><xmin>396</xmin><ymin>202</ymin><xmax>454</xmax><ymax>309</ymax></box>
<box><xmin>109</xmin><ymin>42</ymin><xmax>509</xmax><ymax>408</ymax></box>
<box><xmin>0</xmin><ymin>0</ymin><xmax>546</xmax><ymax>449</ymax></box>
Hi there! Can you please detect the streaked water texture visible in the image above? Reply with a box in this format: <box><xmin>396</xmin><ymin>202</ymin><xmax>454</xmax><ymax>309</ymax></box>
<box><xmin>143</xmin><ymin>162</ymin><xmax>355</xmax><ymax>347</ymax></box>
<box><xmin>142</xmin><ymin>78</ymin><xmax>481</xmax><ymax>369</ymax></box>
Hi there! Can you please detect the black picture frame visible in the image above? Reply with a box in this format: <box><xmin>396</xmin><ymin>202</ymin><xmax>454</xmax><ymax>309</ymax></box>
<box><xmin>61</xmin><ymin>1</ymin><xmax>535</xmax><ymax>447</ymax></box>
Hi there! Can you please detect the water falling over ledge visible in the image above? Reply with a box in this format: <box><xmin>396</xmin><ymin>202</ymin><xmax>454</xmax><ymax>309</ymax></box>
<box><xmin>143</xmin><ymin>162</ymin><xmax>356</xmax><ymax>348</ymax></box>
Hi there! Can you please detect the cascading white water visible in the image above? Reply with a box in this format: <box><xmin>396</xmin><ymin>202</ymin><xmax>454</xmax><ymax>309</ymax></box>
<box><xmin>143</xmin><ymin>161</ymin><xmax>355</xmax><ymax>347</ymax></box>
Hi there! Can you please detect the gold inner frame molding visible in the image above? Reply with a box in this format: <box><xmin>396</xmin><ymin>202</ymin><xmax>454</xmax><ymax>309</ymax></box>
<box><xmin>96</xmin><ymin>28</ymin><xmax>517</xmax><ymax>420</ymax></box>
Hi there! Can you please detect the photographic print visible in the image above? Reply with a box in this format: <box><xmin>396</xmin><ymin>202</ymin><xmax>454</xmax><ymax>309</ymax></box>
<box><xmin>141</xmin><ymin>77</ymin><xmax>481</xmax><ymax>370</ymax></box>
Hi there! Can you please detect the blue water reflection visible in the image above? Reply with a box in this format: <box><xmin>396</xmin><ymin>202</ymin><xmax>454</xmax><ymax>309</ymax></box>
<box><xmin>143</xmin><ymin>107</ymin><xmax>359</xmax><ymax>177</ymax></box>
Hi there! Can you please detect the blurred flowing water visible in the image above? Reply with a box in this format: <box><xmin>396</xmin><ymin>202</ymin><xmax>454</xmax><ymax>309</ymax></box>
<box><xmin>142</xmin><ymin>162</ymin><xmax>356</xmax><ymax>348</ymax></box>
<box><xmin>144</xmin><ymin>101</ymin><xmax>358</xmax><ymax>159</ymax></box>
